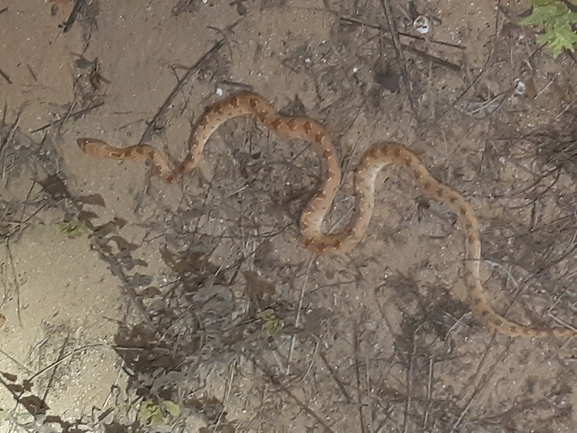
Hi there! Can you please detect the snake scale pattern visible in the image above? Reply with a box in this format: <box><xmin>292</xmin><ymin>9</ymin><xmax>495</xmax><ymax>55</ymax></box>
<box><xmin>77</xmin><ymin>92</ymin><xmax>576</xmax><ymax>338</ymax></box>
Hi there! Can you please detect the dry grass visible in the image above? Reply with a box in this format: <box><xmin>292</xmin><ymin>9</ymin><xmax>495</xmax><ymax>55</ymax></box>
<box><xmin>0</xmin><ymin>0</ymin><xmax>576</xmax><ymax>432</ymax></box>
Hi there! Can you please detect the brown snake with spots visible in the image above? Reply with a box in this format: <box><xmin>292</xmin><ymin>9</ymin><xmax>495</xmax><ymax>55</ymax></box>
<box><xmin>78</xmin><ymin>92</ymin><xmax>576</xmax><ymax>338</ymax></box>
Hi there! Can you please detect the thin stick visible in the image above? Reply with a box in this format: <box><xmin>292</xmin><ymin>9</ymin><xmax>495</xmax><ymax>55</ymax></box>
<box><xmin>450</xmin><ymin>342</ymin><xmax>513</xmax><ymax>432</ymax></box>
<box><xmin>0</xmin><ymin>67</ymin><xmax>12</xmax><ymax>85</ymax></box>
<box><xmin>213</xmin><ymin>354</ymin><xmax>237</xmax><ymax>432</ymax></box>
<box><xmin>380</xmin><ymin>0</ymin><xmax>419</xmax><ymax>118</ymax></box>
<box><xmin>16</xmin><ymin>181</ymin><xmax>35</xmax><ymax>239</ymax></box>
<box><xmin>397</xmin><ymin>31</ymin><xmax>466</xmax><ymax>50</ymax></box>
<box><xmin>26</xmin><ymin>343</ymin><xmax>105</xmax><ymax>383</ymax></box>
<box><xmin>5</xmin><ymin>240</ymin><xmax>22</xmax><ymax>326</ymax></box>
<box><xmin>41</xmin><ymin>336</ymin><xmax>70</xmax><ymax>403</ymax></box>
<box><xmin>297</xmin><ymin>338</ymin><xmax>321</xmax><ymax>384</ymax></box>
<box><xmin>1</xmin><ymin>110</ymin><xmax>21</xmax><ymax>181</ymax></box>
<box><xmin>255</xmin><ymin>361</ymin><xmax>335</xmax><ymax>433</ymax></box>
<box><xmin>353</xmin><ymin>321</ymin><xmax>366</xmax><ymax>433</ymax></box>
<box><xmin>319</xmin><ymin>350</ymin><xmax>352</xmax><ymax>402</ymax></box>
<box><xmin>424</xmin><ymin>0</ymin><xmax>503</xmax><ymax>133</ymax></box>
<box><xmin>341</xmin><ymin>16</ymin><xmax>467</xmax><ymax>51</ymax></box>
<box><xmin>30</xmin><ymin>102</ymin><xmax>104</xmax><ymax>133</ymax></box>
<box><xmin>62</xmin><ymin>0</ymin><xmax>86</xmax><ymax>33</ymax></box>
<box><xmin>423</xmin><ymin>356</ymin><xmax>434</xmax><ymax>429</ymax></box>
<box><xmin>365</xmin><ymin>355</ymin><xmax>373</xmax><ymax>432</ymax></box>
<box><xmin>287</xmin><ymin>255</ymin><xmax>314</xmax><ymax>375</ymax></box>
<box><xmin>138</xmin><ymin>30</ymin><xmax>237</xmax><ymax>145</ymax></box>
<box><xmin>0</xmin><ymin>347</ymin><xmax>34</xmax><ymax>374</ymax></box>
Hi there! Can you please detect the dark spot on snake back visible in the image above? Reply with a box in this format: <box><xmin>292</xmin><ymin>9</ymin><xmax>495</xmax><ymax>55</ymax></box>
<box><xmin>270</xmin><ymin>119</ymin><xmax>282</xmax><ymax>130</ymax></box>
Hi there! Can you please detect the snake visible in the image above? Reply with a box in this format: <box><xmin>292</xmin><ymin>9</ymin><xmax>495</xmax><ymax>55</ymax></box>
<box><xmin>77</xmin><ymin>92</ymin><xmax>576</xmax><ymax>338</ymax></box>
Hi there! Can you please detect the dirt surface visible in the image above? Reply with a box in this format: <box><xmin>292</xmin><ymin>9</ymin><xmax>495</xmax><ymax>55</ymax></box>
<box><xmin>1</xmin><ymin>0</ymin><xmax>577</xmax><ymax>432</ymax></box>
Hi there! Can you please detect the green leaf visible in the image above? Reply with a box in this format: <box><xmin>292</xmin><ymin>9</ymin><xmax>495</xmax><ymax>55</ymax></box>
<box><xmin>521</xmin><ymin>1</ymin><xmax>577</xmax><ymax>57</ymax></box>
<box><xmin>521</xmin><ymin>4</ymin><xmax>568</xmax><ymax>26</ymax></box>
<box><xmin>139</xmin><ymin>400</ymin><xmax>162</xmax><ymax>424</ymax></box>
<box><xmin>59</xmin><ymin>221</ymin><xmax>89</xmax><ymax>238</ymax></box>
<box><xmin>540</xmin><ymin>22</ymin><xmax>577</xmax><ymax>56</ymax></box>
<box><xmin>161</xmin><ymin>401</ymin><xmax>181</xmax><ymax>417</ymax></box>
<box><xmin>259</xmin><ymin>308</ymin><xmax>284</xmax><ymax>335</ymax></box>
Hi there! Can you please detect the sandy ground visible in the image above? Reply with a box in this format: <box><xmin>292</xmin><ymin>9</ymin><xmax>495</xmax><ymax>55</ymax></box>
<box><xmin>1</xmin><ymin>0</ymin><xmax>577</xmax><ymax>432</ymax></box>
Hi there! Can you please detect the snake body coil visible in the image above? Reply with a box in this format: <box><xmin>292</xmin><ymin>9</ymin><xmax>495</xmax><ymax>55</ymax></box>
<box><xmin>78</xmin><ymin>92</ymin><xmax>576</xmax><ymax>338</ymax></box>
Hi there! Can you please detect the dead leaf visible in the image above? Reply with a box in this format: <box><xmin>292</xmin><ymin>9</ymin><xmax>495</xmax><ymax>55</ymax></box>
<box><xmin>19</xmin><ymin>395</ymin><xmax>49</xmax><ymax>415</ymax></box>
<box><xmin>243</xmin><ymin>271</ymin><xmax>276</xmax><ymax>308</ymax></box>
<box><xmin>1</xmin><ymin>371</ymin><xmax>17</xmax><ymax>382</ymax></box>
<box><xmin>39</xmin><ymin>174</ymin><xmax>71</xmax><ymax>201</ymax></box>
<box><xmin>75</xmin><ymin>194</ymin><xmax>106</xmax><ymax>207</ymax></box>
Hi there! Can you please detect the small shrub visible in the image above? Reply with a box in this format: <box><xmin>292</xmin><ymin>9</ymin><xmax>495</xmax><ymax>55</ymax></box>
<box><xmin>521</xmin><ymin>0</ymin><xmax>577</xmax><ymax>57</ymax></box>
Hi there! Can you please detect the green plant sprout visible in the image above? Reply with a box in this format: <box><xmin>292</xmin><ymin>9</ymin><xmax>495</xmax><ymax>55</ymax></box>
<box><xmin>139</xmin><ymin>399</ymin><xmax>181</xmax><ymax>426</ymax></box>
<box><xmin>59</xmin><ymin>220</ymin><xmax>89</xmax><ymax>238</ymax></box>
<box><xmin>521</xmin><ymin>0</ymin><xmax>577</xmax><ymax>57</ymax></box>
<box><xmin>259</xmin><ymin>308</ymin><xmax>284</xmax><ymax>335</ymax></box>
